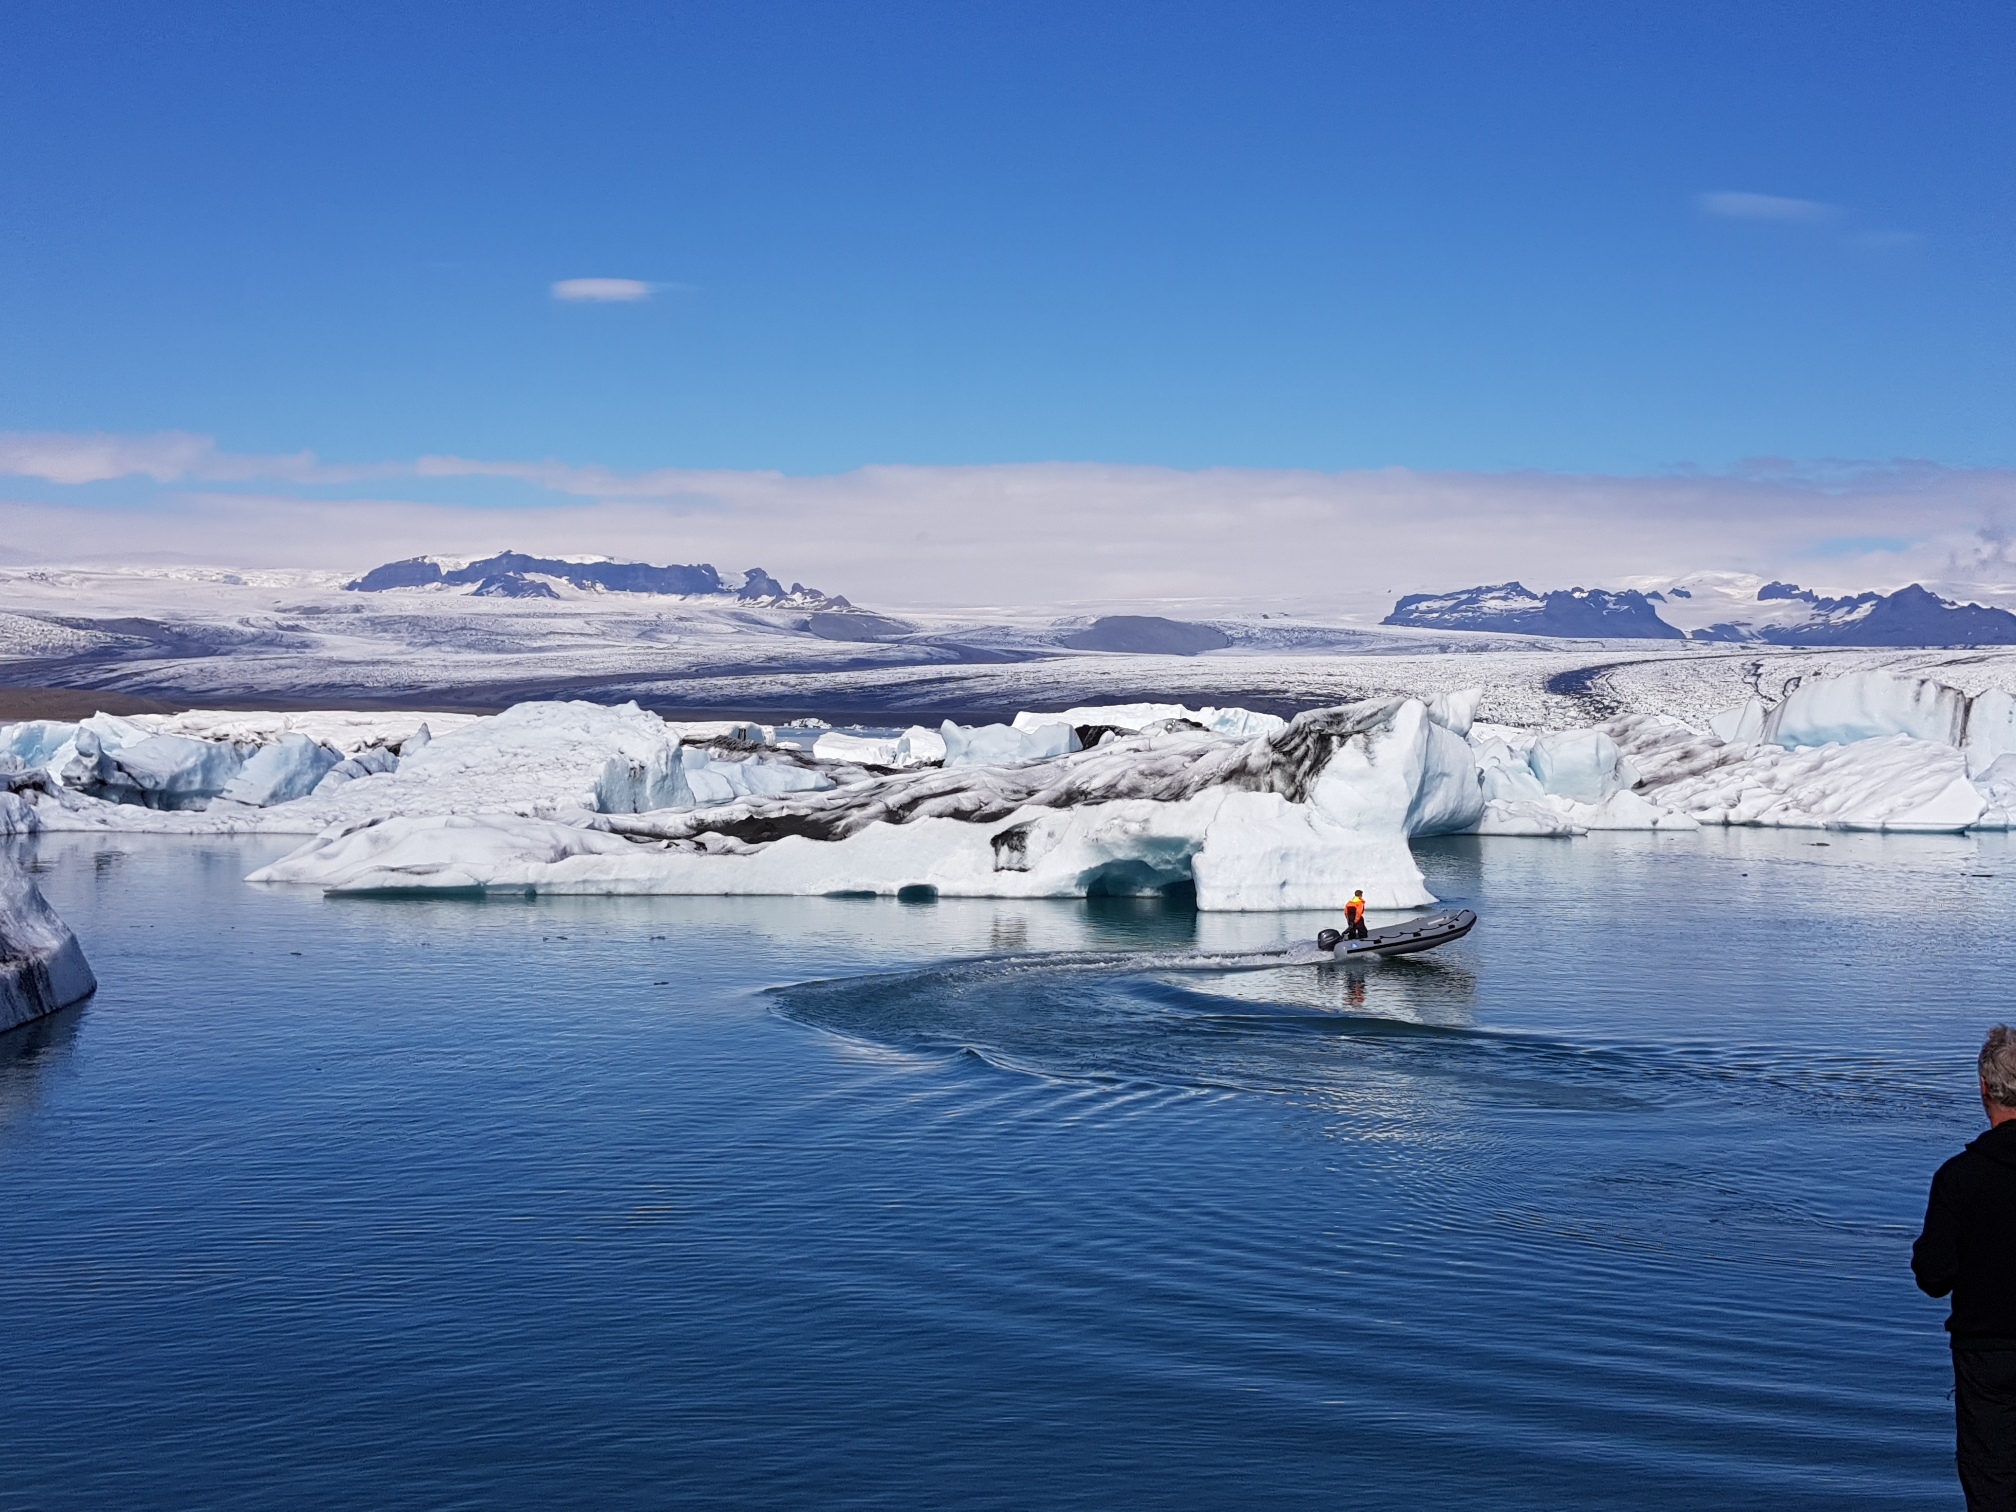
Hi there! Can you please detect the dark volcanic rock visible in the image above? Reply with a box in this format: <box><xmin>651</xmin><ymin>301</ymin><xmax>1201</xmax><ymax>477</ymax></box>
<box><xmin>1383</xmin><ymin>583</ymin><xmax>1683</xmax><ymax>639</ymax></box>
<box><xmin>1058</xmin><ymin>616</ymin><xmax>1232</xmax><ymax>655</ymax></box>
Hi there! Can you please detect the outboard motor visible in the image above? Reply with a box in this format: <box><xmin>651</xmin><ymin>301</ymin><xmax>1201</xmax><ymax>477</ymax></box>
<box><xmin>1316</xmin><ymin>928</ymin><xmax>1342</xmax><ymax>952</ymax></box>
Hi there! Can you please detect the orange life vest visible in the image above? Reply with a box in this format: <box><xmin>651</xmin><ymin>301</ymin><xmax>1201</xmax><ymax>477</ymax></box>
<box><xmin>1344</xmin><ymin>897</ymin><xmax>1364</xmax><ymax>924</ymax></box>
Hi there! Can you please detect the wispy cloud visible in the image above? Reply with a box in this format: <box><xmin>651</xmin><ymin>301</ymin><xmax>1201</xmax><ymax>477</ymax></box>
<box><xmin>0</xmin><ymin>430</ymin><xmax>372</xmax><ymax>486</ymax></box>
<box><xmin>550</xmin><ymin>277</ymin><xmax>655</xmax><ymax>303</ymax></box>
<box><xmin>1697</xmin><ymin>190</ymin><xmax>1839</xmax><ymax>224</ymax></box>
<box><xmin>3</xmin><ymin>431</ymin><xmax>2014</xmax><ymax>613</ymax></box>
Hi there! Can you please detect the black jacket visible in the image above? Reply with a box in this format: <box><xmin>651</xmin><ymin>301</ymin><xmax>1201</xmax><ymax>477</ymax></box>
<box><xmin>1914</xmin><ymin>1119</ymin><xmax>2016</xmax><ymax>1347</ymax></box>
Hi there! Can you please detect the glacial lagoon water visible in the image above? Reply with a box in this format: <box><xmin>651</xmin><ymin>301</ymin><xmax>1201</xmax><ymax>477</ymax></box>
<box><xmin>3</xmin><ymin>828</ymin><xmax>2011</xmax><ymax>1509</ymax></box>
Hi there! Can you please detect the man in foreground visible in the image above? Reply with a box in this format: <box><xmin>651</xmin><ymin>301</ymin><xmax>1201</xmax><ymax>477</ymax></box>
<box><xmin>1915</xmin><ymin>1025</ymin><xmax>2016</xmax><ymax>1510</ymax></box>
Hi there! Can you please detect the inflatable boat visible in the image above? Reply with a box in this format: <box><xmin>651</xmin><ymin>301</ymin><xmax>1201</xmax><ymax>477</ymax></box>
<box><xmin>1317</xmin><ymin>909</ymin><xmax>1476</xmax><ymax>960</ymax></box>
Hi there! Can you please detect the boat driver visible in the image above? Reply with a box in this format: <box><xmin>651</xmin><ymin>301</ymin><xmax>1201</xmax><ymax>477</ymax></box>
<box><xmin>1343</xmin><ymin>890</ymin><xmax>1369</xmax><ymax>941</ymax></box>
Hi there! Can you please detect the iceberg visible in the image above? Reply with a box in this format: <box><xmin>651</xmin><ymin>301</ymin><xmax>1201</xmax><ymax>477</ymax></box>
<box><xmin>811</xmin><ymin>726</ymin><xmax>947</xmax><ymax>768</ymax></box>
<box><xmin>1762</xmin><ymin>669</ymin><xmax>1969</xmax><ymax>749</ymax></box>
<box><xmin>1</xmin><ymin>857</ymin><xmax>97</xmax><ymax>1033</ymax></box>
<box><xmin>1528</xmin><ymin>729</ymin><xmax>1633</xmax><ymax>804</ymax></box>
<box><xmin>1637</xmin><ymin>732</ymin><xmax>1984</xmax><ymax>832</ymax></box>
<box><xmin>942</xmin><ymin>720</ymin><xmax>1079</xmax><ymax>768</ymax></box>
<box><xmin>1013</xmin><ymin>704</ymin><xmax>1290</xmax><ymax>739</ymax></box>
<box><xmin>250</xmin><ymin>699</ymin><xmax>1477</xmax><ymax>910</ymax></box>
<box><xmin>80</xmin><ymin>731</ymin><xmax>249</xmax><ymax>809</ymax></box>
<box><xmin>217</xmin><ymin>733</ymin><xmax>342</xmax><ymax>807</ymax></box>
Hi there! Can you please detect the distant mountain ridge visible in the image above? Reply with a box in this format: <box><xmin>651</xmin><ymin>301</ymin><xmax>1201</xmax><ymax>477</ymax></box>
<box><xmin>1383</xmin><ymin>583</ymin><xmax>1683</xmax><ymax>639</ymax></box>
<box><xmin>1384</xmin><ymin>578</ymin><xmax>2016</xmax><ymax>646</ymax></box>
<box><xmin>346</xmin><ymin>552</ymin><xmax>850</xmax><ymax>608</ymax></box>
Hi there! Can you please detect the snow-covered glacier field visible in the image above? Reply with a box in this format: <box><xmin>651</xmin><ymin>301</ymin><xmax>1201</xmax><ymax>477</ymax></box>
<box><xmin>7</xmin><ymin>562</ymin><xmax>2016</xmax><ymax>731</ymax></box>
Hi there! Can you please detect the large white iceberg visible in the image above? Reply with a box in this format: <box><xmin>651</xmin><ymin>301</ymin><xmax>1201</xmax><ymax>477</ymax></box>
<box><xmin>1</xmin><ymin>857</ymin><xmax>98</xmax><ymax>1033</ymax></box>
<box><xmin>251</xmin><ymin>698</ymin><xmax>1484</xmax><ymax>909</ymax></box>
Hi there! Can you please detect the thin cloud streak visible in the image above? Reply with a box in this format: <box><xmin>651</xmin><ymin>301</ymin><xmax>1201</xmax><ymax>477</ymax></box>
<box><xmin>1697</xmin><ymin>190</ymin><xmax>1838</xmax><ymax>224</ymax></box>
<box><xmin>550</xmin><ymin>277</ymin><xmax>655</xmax><ymax>302</ymax></box>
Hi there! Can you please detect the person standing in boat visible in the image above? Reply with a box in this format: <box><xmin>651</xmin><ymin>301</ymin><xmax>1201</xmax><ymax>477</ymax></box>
<box><xmin>1343</xmin><ymin>890</ymin><xmax>1369</xmax><ymax>941</ymax></box>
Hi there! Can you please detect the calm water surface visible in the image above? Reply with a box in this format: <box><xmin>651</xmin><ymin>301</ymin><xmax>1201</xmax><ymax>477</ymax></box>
<box><xmin>2</xmin><ymin>828</ymin><xmax>2010</xmax><ymax>1509</ymax></box>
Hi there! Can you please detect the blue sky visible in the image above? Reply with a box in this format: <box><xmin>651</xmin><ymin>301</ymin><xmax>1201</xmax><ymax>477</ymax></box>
<box><xmin>3</xmin><ymin>0</ymin><xmax>2011</xmax><ymax>479</ymax></box>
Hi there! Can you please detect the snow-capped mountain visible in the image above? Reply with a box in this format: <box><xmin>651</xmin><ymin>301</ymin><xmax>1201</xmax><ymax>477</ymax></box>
<box><xmin>346</xmin><ymin>551</ymin><xmax>851</xmax><ymax>609</ymax></box>
<box><xmin>1383</xmin><ymin>583</ymin><xmax>1682</xmax><ymax>639</ymax></box>
<box><xmin>1387</xmin><ymin>577</ymin><xmax>2016</xmax><ymax>647</ymax></box>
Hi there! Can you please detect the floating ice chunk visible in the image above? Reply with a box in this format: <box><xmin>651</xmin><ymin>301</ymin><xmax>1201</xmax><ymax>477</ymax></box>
<box><xmin>1708</xmin><ymin>697</ymin><xmax>1767</xmax><ymax>745</ymax></box>
<box><xmin>899</xmin><ymin>726</ymin><xmax>947</xmax><ymax>764</ymax></box>
<box><xmin>1528</xmin><ymin>729</ymin><xmax>1629</xmax><ymax>803</ymax></box>
<box><xmin>1425</xmin><ymin>687</ymin><xmax>1482</xmax><ymax>737</ymax></box>
<box><xmin>402</xmin><ymin>723</ymin><xmax>432</xmax><ymax>753</ymax></box>
<box><xmin>1012</xmin><ymin>703</ymin><xmax>1287</xmax><ymax>739</ymax></box>
<box><xmin>1763</xmin><ymin>670</ymin><xmax>1968</xmax><ymax>749</ymax></box>
<box><xmin>218</xmin><ymin>733</ymin><xmax>342</xmax><ymax>807</ymax></box>
<box><xmin>942</xmin><ymin>720</ymin><xmax>1079</xmax><ymax>768</ymax></box>
<box><xmin>0</xmin><ymin>857</ymin><xmax>97</xmax><ymax>1032</ymax></box>
<box><xmin>813</xmin><ymin>731</ymin><xmax>902</xmax><ymax>766</ymax></box>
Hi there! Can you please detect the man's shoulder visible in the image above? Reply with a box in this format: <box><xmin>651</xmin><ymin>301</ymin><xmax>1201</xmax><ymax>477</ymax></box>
<box><xmin>1936</xmin><ymin>1129</ymin><xmax>2016</xmax><ymax>1191</ymax></box>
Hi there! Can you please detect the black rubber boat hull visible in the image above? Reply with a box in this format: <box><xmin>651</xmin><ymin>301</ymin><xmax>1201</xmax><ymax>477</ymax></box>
<box><xmin>1318</xmin><ymin>908</ymin><xmax>1476</xmax><ymax>960</ymax></box>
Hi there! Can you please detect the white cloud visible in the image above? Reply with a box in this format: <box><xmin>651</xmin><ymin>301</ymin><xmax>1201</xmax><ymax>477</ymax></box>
<box><xmin>4</xmin><ymin>437</ymin><xmax>2014</xmax><ymax>616</ymax></box>
<box><xmin>1697</xmin><ymin>190</ymin><xmax>1839</xmax><ymax>224</ymax></box>
<box><xmin>550</xmin><ymin>277</ymin><xmax>655</xmax><ymax>303</ymax></box>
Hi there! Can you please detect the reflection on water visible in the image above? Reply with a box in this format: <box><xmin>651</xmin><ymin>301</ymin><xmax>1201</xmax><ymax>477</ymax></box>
<box><xmin>0</xmin><ymin>1001</ymin><xmax>85</xmax><ymax>1127</ymax></box>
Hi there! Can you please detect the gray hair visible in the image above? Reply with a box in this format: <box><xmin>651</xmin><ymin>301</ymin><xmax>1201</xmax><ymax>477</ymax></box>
<box><xmin>1981</xmin><ymin>1026</ymin><xmax>2016</xmax><ymax>1108</ymax></box>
